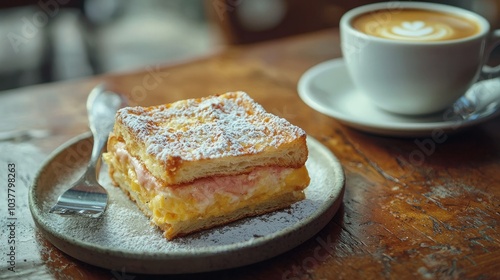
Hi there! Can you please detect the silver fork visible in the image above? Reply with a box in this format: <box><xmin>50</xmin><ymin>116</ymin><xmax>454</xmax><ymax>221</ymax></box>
<box><xmin>49</xmin><ymin>84</ymin><xmax>127</xmax><ymax>218</ymax></box>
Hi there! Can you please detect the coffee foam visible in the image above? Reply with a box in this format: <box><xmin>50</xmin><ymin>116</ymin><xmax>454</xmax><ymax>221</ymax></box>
<box><xmin>352</xmin><ymin>8</ymin><xmax>480</xmax><ymax>42</ymax></box>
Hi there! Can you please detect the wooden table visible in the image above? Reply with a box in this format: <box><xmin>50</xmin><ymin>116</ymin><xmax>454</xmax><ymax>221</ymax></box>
<box><xmin>1</xmin><ymin>29</ymin><xmax>499</xmax><ymax>280</ymax></box>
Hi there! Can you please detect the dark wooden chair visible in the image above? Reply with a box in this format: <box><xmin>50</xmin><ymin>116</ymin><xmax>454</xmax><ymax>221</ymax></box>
<box><xmin>206</xmin><ymin>0</ymin><xmax>385</xmax><ymax>45</ymax></box>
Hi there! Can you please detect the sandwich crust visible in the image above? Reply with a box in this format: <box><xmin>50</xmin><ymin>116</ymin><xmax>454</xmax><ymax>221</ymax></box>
<box><xmin>104</xmin><ymin>91</ymin><xmax>310</xmax><ymax>239</ymax></box>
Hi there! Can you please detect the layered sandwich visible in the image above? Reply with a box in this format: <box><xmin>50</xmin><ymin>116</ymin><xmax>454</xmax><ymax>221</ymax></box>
<box><xmin>103</xmin><ymin>91</ymin><xmax>310</xmax><ymax>239</ymax></box>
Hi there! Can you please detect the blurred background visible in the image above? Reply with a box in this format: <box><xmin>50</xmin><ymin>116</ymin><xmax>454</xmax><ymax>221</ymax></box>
<box><xmin>0</xmin><ymin>0</ymin><xmax>499</xmax><ymax>91</ymax></box>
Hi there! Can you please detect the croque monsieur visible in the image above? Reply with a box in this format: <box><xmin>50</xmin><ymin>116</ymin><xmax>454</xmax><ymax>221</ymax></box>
<box><xmin>103</xmin><ymin>91</ymin><xmax>310</xmax><ymax>239</ymax></box>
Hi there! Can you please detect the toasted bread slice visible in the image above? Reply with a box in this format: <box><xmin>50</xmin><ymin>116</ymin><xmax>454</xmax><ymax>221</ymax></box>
<box><xmin>112</xmin><ymin>91</ymin><xmax>307</xmax><ymax>185</ymax></box>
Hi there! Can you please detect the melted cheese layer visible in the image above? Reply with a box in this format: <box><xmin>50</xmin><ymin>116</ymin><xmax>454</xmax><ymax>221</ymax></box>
<box><xmin>104</xmin><ymin>141</ymin><xmax>310</xmax><ymax>227</ymax></box>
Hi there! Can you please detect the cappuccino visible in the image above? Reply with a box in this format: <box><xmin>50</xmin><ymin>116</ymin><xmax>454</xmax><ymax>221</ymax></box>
<box><xmin>352</xmin><ymin>8</ymin><xmax>480</xmax><ymax>42</ymax></box>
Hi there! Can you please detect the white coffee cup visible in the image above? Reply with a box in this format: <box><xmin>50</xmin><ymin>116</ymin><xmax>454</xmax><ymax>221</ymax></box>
<box><xmin>340</xmin><ymin>1</ymin><xmax>500</xmax><ymax>115</ymax></box>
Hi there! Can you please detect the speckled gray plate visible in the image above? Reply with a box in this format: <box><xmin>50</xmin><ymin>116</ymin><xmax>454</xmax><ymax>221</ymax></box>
<box><xmin>29</xmin><ymin>132</ymin><xmax>345</xmax><ymax>274</ymax></box>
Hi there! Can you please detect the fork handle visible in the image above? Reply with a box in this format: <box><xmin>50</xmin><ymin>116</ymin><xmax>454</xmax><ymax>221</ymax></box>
<box><xmin>84</xmin><ymin>132</ymin><xmax>108</xmax><ymax>183</ymax></box>
<box><xmin>84</xmin><ymin>85</ymin><xmax>127</xmax><ymax>183</ymax></box>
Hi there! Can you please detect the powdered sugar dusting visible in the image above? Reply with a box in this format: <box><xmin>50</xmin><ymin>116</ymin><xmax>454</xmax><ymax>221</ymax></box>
<box><xmin>31</xmin><ymin>135</ymin><xmax>344</xmax><ymax>273</ymax></box>
<box><xmin>117</xmin><ymin>92</ymin><xmax>306</xmax><ymax>162</ymax></box>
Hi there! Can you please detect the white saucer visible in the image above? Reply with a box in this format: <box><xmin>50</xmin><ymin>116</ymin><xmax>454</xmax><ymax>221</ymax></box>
<box><xmin>298</xmin><ymin>58</ymin><xmax>500</xmax><ymax>137</ymax></box>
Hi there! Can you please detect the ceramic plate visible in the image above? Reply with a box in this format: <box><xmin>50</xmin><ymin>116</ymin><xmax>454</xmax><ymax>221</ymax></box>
<box><xmin>298</xmin><ymin>58</ymin><xmax>500</xmax><ymax>137</ymax></box>
<box><xmin>29</xmin><ymin>133</ymin><xmax>345</xmax><ymax>274</ymax></box>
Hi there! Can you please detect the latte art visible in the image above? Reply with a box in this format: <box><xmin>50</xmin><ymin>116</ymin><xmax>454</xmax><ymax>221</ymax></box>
<box><xmin>380</xmin><ymin>21</ymin><xmax>453</xmax><ymax>41</ymax></box>
<box><xmin>352</xmin><ymin>9</ymin><xmax>480</xmax><ymax>42</ymax></box>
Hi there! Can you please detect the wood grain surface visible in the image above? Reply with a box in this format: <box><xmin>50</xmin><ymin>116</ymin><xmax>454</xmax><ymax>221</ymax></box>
<box><xmin>0</xmin><ymin>29</ymin><xmax>499</xmax><ymax>280</ymax></box>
